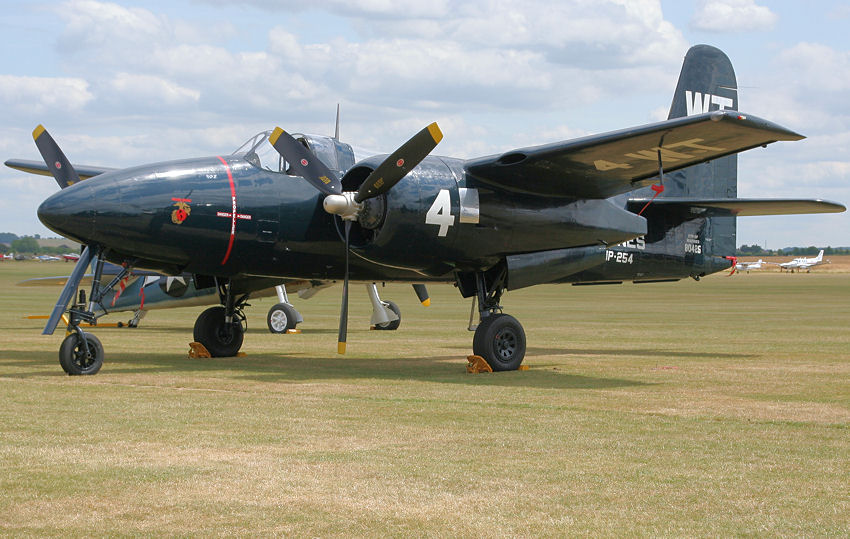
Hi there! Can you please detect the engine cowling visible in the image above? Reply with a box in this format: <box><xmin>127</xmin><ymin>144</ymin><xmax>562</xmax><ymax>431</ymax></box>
<box><xmin>338</xmin><ymin>155</ymin><xmax>462</xmax><ymax>276</ymax></box>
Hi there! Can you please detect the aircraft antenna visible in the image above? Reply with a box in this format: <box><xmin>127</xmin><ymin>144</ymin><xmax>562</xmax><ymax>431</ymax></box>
<box><xmin>334</xmin><ymin>104</ymin><xmax>340</xmax><ymax>140</ymax></box>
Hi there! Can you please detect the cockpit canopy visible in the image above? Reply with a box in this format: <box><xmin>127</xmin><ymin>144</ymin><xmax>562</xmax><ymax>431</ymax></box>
<box><xmin>233</xmin><ymin>130</ymin><xmax>356</xmax><ymax>176</ymax></box>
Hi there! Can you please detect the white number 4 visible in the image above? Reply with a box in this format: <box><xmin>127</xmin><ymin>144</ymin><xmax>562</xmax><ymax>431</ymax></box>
<box><xmin>426</xmin><ymin>189</ymin><xmax>455</xmax><ymax>237</ymax></box>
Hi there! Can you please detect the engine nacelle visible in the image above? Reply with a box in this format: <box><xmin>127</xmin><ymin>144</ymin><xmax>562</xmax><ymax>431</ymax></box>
<box><xmin>339</xmin><ymin>155</ymin><xmax>463</xmax><ymax>277</ymax></box>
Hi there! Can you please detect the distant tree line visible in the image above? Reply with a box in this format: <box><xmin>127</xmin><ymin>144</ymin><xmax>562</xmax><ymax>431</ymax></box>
<box><xmin>736</xmin><ymin>244</ymin><xmax>850</xmax><ymax>256</ymax></box>
<box><xmin>0</xmin><ymin>233</ymin><xmax>77</xmax><ymax>255</ymax></box>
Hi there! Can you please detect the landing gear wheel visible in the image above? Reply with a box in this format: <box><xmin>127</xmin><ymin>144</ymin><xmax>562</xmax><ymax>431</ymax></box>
<box><xmin>267</xmin><ymin>303</ymin><xmax>299</xmax><ymax>333</ymax></box>
<box><xmin>473</xmin><ymin>313</ymin><xmax>526</xmax><ymax>371</ymax></box>
<box><xmin>59</xmin><ymin>332</ymin><xmax>104</xmax><ymax>375</ymax></box>
<box><xmin>373</xmin><ymin>300</ymin><xmax>401</xmax><ymax>331</ymax></box>
<box><xmin>193</xmin><ymin>306</ymin><xmax>244</xmax><ymax>357</ymax></box>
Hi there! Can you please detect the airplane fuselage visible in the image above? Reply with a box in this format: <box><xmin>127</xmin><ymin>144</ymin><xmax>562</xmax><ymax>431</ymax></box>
<box><xmin>38</xmin><ymin>153</ymin><xmax>731</xmax><ymax>287</ymax></box>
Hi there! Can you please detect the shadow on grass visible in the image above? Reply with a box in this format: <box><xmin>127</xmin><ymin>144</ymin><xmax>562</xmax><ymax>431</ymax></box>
<box><xmin>0</xmin><ymin>349</ymin><xmax>644</xmax><ymax>390</ymax></box>
<box><xmin>526</xmin><ymin>346</ymin><xmax>758</xmax><ymax>359</ymax></box>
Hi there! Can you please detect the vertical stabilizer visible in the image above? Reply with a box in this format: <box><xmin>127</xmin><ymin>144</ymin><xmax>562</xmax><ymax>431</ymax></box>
<box><xmin>663</xmin><ymin>45</ymin><xmax>739</xmax><ymax>256</ymax></box>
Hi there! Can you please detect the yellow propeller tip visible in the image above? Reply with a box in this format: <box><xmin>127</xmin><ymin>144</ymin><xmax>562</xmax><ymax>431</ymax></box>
<box><xmin>32</xmin><ymin>124</ymin><xmax>46</xmax><ymax>141</ymax></box>
<box><xmin>421</xmin><ymin>298</ymin><xmax>431</xmax><ymax>307</ymax></box>
<box><xmin>268</xmin><ymin>127</ymin><xmax>284</xmax><ymax>146</ymax></box>
<box><xmin>337</xmin><ymin>342</ymin><xmax>346</xmax><ymax>354</ymax></box>
<box><xmin>427</xmin><ymin>122</ymin><xmax>443</xmax><ymax>144</ymax></box>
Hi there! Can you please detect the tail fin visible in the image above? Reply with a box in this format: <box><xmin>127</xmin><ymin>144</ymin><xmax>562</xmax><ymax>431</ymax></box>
<box><xmin>815</xmin><ymin>249</ymin><xmax>824</xmax><ymax>261</ymax></box>
<box><xmin>663</xmin><ymin>45</ymin><xmax>739</xmax><ymax>256</ymax></box>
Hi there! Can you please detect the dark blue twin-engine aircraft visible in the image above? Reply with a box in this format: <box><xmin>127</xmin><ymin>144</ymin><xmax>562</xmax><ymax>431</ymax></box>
<box><xmin>7</xmin><ymin>45</ymin><xmax>844</xmax><ymax>375</ymax></box>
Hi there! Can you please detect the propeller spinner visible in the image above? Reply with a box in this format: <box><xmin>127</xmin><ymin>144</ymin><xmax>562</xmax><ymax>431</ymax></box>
<box><xmin>268</xmin><ymin>122</ymin><xmax>443</xmax><ymax>354</ymax></box>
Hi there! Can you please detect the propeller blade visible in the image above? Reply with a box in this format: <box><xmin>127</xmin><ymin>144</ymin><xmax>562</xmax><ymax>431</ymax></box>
<box><xmin>32</xmin><ymin>125</ymin><xmax>81</xmax><ymax>189</ymax></box>
<box><xmin>268</xmin><ymin>127</ymin><xmax>342</xmax><ymax>196</ymax></box>
<box><xmin>412</xmin><ymin>284</ymin><xmax>430</xmax><ymax>306</ymax></box>
<box><xmin>42</xmin><ymin>245</ymin><xmax>93</xmax><ymax>335</ymax></box>
<box><xmin>337</xmin><ymin>220</ymin><xmax>351</xmax><ymax>354</ymax></box>
<box><xmin>354</xmin><ymin>122</ymin><xmax>443</xmax><ymax>203</ymax></box>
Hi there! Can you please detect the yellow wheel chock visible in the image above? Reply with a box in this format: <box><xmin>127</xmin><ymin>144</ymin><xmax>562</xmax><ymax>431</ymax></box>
<box><xmin>466</xmin><ymin>355</ymin><xmax>492</xmax><ymax>373</ymax></box>
<box><xmin>466</xmin><ymin>355</ymin><xmax>529</xmax><ymax>373</ymax></box>
<box><xmin>188</xmin><ymin>342</ymin><xmax>211</xmax><ymax>358</ymax></box>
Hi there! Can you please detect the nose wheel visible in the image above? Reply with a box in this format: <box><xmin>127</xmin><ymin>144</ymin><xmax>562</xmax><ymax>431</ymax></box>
<box><xmin>59</xmin><ymin>330</ymin><xmax>104</xmax><ymax>375</ymax></box>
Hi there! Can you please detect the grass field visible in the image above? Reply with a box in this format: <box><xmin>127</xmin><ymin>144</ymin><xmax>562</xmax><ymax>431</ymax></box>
<box><xmin>0</xmin><ymin>261</ymin><xmax>848</xmax><ymax>536</ymax></box>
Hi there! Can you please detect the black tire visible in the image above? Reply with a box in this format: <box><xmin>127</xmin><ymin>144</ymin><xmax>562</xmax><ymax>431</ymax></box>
<box><xmin>59</xmin><ymin>332</ymin><xmax>104</xmax><ymax>375</ymax></box>
<box><xmin>374</xmin><ymin>300</ymin><xmax>401</xmax><ymax>331</ymax></box>
<box><xmin>267</xmin><ymin>303</ymin><xmax>298</xmax><ymax>333</ymax></box>
<box><xmin>473</xmin><ymin>313</ymin><xmax>526</xmax><ymax>371</ymax></box>
<box><xmin>193</xmin><ymin>306</ymin><xmax>244</xmax><ymax>357</ymax></box>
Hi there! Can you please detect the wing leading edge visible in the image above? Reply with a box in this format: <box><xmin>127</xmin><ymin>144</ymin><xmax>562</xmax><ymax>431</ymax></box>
<box><xmin>464</xmin><ymin>110</ymin><xmax>803</xmax><ymax>199</ymax></box>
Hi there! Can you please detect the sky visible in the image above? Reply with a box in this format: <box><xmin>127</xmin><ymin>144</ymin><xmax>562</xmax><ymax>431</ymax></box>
<box><xmin>1</xmin><ymin>0</ymin><xmax>848</xmax><ymax>249</ymax></box>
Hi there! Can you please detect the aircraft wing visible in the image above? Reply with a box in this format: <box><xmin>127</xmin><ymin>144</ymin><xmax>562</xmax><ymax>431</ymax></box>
<box><xmin>464</xmin><ymin>111</ymin><xmax>803</xmax><ymax>199</ymax></box>
<box><xmin>625</xmin><ymin>198</ymin><xmax>846</xmax><ymax>217</ymax></box>
<box><xmin>17</xmin><ymin>266</ymin><xmax>162</xmax><ymax>287</ymax></box>
<box><xmin>4</xmin><ymin>158</ymin><xmax>115</xmax><ymax>180</ymax></box>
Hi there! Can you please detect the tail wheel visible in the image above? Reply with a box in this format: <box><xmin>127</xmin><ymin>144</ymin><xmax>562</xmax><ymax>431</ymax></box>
<box><xmin>473</xmin><ymin>313</ymin><xmax>526</xmax><ymax>371</ymax></box>
<box><xmin>193</xmin><ymin>306</ymin><xmax>244</xmax><ymax>357</ymax></box>
<box><xmin>373</xmin><ymin>300</ymin><xmax>401</xmax><ymax>331</ymax></box>
<box><xmin>59</xmin><ymin>332</ymin><xmax>104</xmax><ymax>375</ymax></box>
<box><xmin>267</xmin><ymin>303</ymin><xmax>298</xmax><ymax>333</ymax></box>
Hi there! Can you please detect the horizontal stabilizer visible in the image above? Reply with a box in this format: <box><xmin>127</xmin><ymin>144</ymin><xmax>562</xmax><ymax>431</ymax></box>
<box><xmin>4</xmin><ymin>158</ymin><xmax>115</xmax><ymax>180</ymax></box>
<box><xmin>626</xmin><ymin>198</ymin><xmax>846</xmax><ymax>217</ymax></box>
<box><xmin>465</xmin><ymin>111</ymin><xmax>803</xmax><ymax>199</ymax></box>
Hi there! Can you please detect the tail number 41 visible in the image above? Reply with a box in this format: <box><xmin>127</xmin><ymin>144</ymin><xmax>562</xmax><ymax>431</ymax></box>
<box><xmin>426</xmin><ymin>189</ymin><xmax>455</xmax><ymax>237</ymax></box>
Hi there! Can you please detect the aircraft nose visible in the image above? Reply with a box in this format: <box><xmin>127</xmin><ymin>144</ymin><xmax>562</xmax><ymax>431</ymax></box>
<box><xmin>37</xmin><ymin>181</ymin><xmax>95</xmax><ymax>244</ymax></box>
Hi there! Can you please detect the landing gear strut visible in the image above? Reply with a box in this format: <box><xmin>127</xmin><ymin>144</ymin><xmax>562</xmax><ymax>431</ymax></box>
<box><xmin>56</xmin><ymin>246</ymin><xmax>134</xmax><ymax>375</ymax></box>
<box><xmin>465</xmin><ymin>267</ymin><xmax>526</xmax><ymax>371</ymax></box>
<box><xmin>192</xmin><ymin>279</ymin><xmax>247</xmax><ymax>357</ymax></box>
<box><xmin>367</xmin><ymin>283</ymin><xmax>401</xmax><ymax>331</ymax></box>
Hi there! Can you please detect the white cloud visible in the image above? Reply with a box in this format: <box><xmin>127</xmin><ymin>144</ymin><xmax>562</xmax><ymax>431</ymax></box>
<box><xmin>109</xmin><ymin>73</ymin><xmax>200</xmax><ymax>106</ymax></box>
<box><xmin>690</xmin><ymin>0</ymin><xmax>777</xmax><ymax>33</ymax></box>
<box><xmin>0</xmin><ymin>75</ymin><xmax>93</xmax><ymax>115</ymax></box>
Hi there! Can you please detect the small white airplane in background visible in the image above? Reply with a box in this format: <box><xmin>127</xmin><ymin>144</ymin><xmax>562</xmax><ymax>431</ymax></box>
<box><xmin>735</xmin><ymin>259</ymin><xmax>768</xmax><ymax>273</ymax></box>
<box><xmin>779</xmin><ymin>250</ymin><xmax>826</xmax><ymax>272</ymax></box>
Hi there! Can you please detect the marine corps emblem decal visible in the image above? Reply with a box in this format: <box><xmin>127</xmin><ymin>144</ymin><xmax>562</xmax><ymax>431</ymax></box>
<box><xmin>171</xmin><ymin>197</ymin><xmax>192</xmax><ymax>224</ymax></box>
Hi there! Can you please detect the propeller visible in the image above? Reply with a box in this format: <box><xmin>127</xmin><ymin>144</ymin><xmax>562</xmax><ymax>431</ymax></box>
<box><xmin>269</xmin><ymin>122</ymin><xmax>443</xmax><ymax>353</ymax></box>
<box><xmin>32</xmin><ymin>125</ymin><xmax>82</xmax><ymax>189</ymax></box>
<box><xmin>412</xmin><ymin>284</ymin><xmax>430</xmax><ymax>307</ymax></box>
<box><xmin>353</xmin><ymin>123</ymin><xmax>443</xmax><ymax>203</ymax></box>
<box><xmin>268</xmin><ymin>127</ymin><xmax>342</xmax><ymax>195</ymax></box>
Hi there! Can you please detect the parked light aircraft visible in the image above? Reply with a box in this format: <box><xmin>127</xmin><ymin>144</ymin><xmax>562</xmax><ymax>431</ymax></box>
<box><xmin>734</xmin><ymin>259</ymin><xmax>768</xmax><ymax>273</ymax></box>
<box><xmin>7</xmin><ymin>45</ymin><xmax>845</xmax><ymax>375</ymax></box>
<box><xmin>779</xmin><ymin>250</ymin><xmax>827</xmax><ymax>272</ymax></box>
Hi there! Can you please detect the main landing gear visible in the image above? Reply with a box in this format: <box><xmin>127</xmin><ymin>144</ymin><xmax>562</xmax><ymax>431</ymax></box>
<box><xmin>193</xmin><ymin>279</ymin><xmax>249</xmax><ymax>357</ymax></box>
<box><xmin>465</xmin><ymin>268</ymin><xmax>526</xmax><ymax>371</ymax></box>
